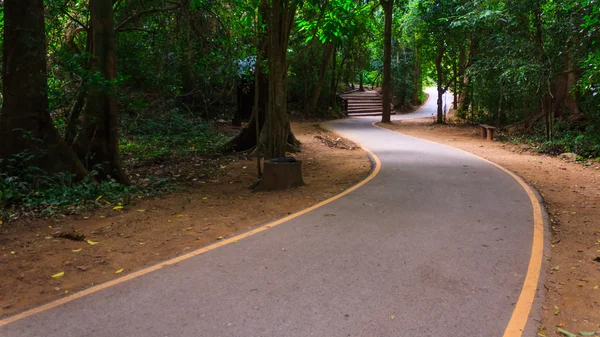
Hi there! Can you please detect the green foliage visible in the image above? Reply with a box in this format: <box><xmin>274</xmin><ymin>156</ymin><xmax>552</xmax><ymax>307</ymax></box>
<box><xmin>0</xmin><ymin>154</ymin><xmax>144</xmax><ymax>219</ymax></box>
<box><xmin>120</xmin><ymin>108</ymin><xmax>229</xmax><ymax>161</ymax></box>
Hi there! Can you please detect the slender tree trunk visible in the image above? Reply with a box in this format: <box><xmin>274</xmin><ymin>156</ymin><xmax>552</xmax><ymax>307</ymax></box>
<box><xmin>497</xmin><ymin>82</ymin><xmax>503</xmax><ymax>126</ymax></box>
<box><xmin>0</xmin><ymin>0</ymin><xmax>88</xmax><ymax>179</ymax></box>
<box><xmin>330</xmin><ymin>44</ymin><xmax>338</xmax><ymax>108</ymax></box>
<box><xmin>380</xmin><ymin>0</ymin><xmax>393</xmax><ymax>123</ymax></box>
<box><xmin>73</xmin><ymin>0</ymin><xmax>128</xmax><ymax>183</ymax></box>
<box><xmin>65</xmin><ymin>28</ymin><xmax>93</xmax><ymax>145</ymax></box>
<box><xmin>435</xmin><ymin>40</ymin><xmax>445</xmax><ymax>123</ymax></box>
<box><xmin>412</xmin><ymin>45</ymin><xmax>420</xmax><ymax>104</ymax></box>
<box><xmin>307</xmin><ymin>42</ymin><xmax>335</xmax><ymax>115</ymax></box>
<box><xmin>359</xmin><ymin>73</ymin><xmax>364</xmax><ymax>91</ymax></box>
<box><xmin>452</xmin><ymin>58</ymin><xmax>458</xmax><ymax>110</ymax></box>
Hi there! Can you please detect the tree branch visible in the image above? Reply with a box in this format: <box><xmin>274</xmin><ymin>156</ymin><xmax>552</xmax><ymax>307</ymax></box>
<box><xmin>115</xmin><ymin>4</ymin><xmax>181</xmax><ymax>32</ymax></box>
<box><xmin>116</xmin><ymin>27</ymin><xmax>155</xmax><ymax>34</ymax></box>
<box><xmin>61</xmin><ymin>9</ymin><xmax>89</xmax><ymax>30</ymax></box>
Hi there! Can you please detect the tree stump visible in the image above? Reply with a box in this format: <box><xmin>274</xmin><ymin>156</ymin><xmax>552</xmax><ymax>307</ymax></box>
<box><xmin>254</xmin><ymin>157</ymin><xmax>305</xmax><ymax>191</ymax></box>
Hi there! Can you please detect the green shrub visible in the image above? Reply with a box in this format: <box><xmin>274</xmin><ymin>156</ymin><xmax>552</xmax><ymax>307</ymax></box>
<box><xmin>120</xmin><ymin>108</ymin><xmax>229</xmax><ymax>161</ymax></box>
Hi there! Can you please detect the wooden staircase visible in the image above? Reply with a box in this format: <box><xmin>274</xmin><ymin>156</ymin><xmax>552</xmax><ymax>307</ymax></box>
<box><xmin>339</xmin><ymin>90</ymin><xmax>394</xmax><ymax>117</ymax></box>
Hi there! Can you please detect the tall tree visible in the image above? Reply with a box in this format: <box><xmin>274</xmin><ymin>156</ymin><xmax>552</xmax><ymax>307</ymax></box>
<box><xmin>257</xmin><ymin>0</ymin><xmax>300</xmax><ymax>159</ymax></box>
<box><xmin>73</xmin><ymin>0</ymin><xmax>128</xmax><ymax>183</ymax></box>
<box><xmin>380</xmin><ymin>0</ymin><xmax>394</xmax><ymax>123</ymax></box>
<box><xmin>0</xmin><ymin>0</ymin><xmax>88</xmax><ymax>179</ymax></box>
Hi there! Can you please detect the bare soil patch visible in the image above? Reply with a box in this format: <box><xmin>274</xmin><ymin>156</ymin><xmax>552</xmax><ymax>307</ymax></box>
<box><xmin>378</xmin><ymin>119</ymin><xmax>600</xmax><ymax>336</ymax></box>
<box><xmin>0</xmin><ymin>122</ymin><xmax>371</xmax><ymax>317</ymax></box>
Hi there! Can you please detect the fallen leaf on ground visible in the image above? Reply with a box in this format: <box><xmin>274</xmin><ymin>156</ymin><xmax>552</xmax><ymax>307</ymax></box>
<box><xmin>0</xmin><ymin>220</ymin><xmax>3</xmax><ymax>225</ymax></box>
<box><xmin>579</xmin><ymin>332</ymin><xmax>595</xmax><ymax>336</ymax></box>
<box><xmin>324</xmin><ymin>213</ymin><xmax>336</xmax><ymax>217</ymax></box>
<box><xmin>554</xmin><ymin>306</ymin><xmax>560</xmax><ymax>315</ymax></box>
<box><xmin>87</xmin><ymin>240</ymin><xmax>100</xmax><ymax>245</ymax></box>
<box><xmin>113</xmin><ymin>206</ymin><xmax>124</xmax><ymax>210</ymax></box>
<box><xmin>114</xmin><ymin>269</ymin><xmax>124</xmax><ymax>274</ymax></box>
<box><xmin>557</xmin><ymin>328</ymin><xmax>576</xmax><ymax>337</ymax></box>
<box><xmin>72</xmin><ymin>248</ymin><xmax>82</xmax><ymax>253</ymax></box>
<box><xmin>593</xmin><ymin>285</ymin><xmax>599</xmax><ymax>289</ymax></box>
<box><xmin>96</xmin><ymin>195</ymin><xmax>102</xmax><ymax>201</ymax></box>
<box><xmin>10</xmin><ymin>251</ymin><xmax>16</xmax><ymax>255</ymax></box>
<box><xmin>51</xmin><ymin>272</ymin><xmax>65</xmax><ymax>279</ymax></box>
<box><xmin>217</xmin><ymin>236</ymin><xmax>224</xmax><ymax>240</ymax></box>
<box><xmin>136</xmin><ymin>209</ymin><xmax>146</xmax><ymax>213</ymax></box>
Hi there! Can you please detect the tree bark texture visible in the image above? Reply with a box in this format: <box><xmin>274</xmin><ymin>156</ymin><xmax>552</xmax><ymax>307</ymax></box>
<box><xmin>307</xmin><ymin>42</ymin><xmax>335</xmax><ymax>115</ymax></box>
<box><xmin>435</xmin><ymin>40</ymin><xmax>445</xmax><ymax>123</ymax></box>
<box><xmin>257</xmin><ymin>0</ymin><xmax>299</xmax><ymax>159</ymax></box>
<box><xmin>380</xmin><ymin>0</ymin><xmax>393</xmax><ymax>123</ymax></box>
<box><xmin>0</xmin><ymin>0</ymin><xmax>87</xmax><ymax>179</ymax></box>
<box><xmin>73</xmin><ymin>0</ymin><xmax>128</xmax><ymax>183</ymax></box>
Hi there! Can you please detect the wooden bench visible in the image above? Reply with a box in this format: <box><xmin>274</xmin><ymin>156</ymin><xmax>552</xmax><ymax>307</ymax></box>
<box><xmin>479</xmin><ymin>124</ymin><xmax>496</xmax><ymax>140</ymax></box>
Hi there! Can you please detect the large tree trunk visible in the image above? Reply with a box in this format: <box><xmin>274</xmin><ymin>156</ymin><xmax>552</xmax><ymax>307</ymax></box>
<box><xmin>73</xmin><ymin>0</ymin><xmax>128</xmax><ymax>183</ymax></box>
<box><xmin>307</xmin><ymin>42</ymin><xmax>335</xmax><ymax>115</ymax></box>
<box><xmin>380</xmin><ymin>0</ymin><xmax>393</xmax><ymax>123</ymax></box>
<box><xmin>0</xmin><ymin>0</ymin><xmax>87</xmax><ymax>179</ymax></box>
<box><xmin>435</xmin><ymin>40</ymin><xmax>445</xmax><ymax>123</ymax></box>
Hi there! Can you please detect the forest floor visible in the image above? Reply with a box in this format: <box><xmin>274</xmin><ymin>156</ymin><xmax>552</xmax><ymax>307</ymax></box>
<box><xmin>0</xmin><ymin>123</ymin><xmax>371</xmax><ymax>317</ymax></box>
<box><xmin>377</xmin><ymin>118</ymin><xmax>600</xmax><ymax>337</ymax></box>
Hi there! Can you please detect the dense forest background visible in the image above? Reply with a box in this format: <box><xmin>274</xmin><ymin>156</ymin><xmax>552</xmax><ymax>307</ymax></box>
<box><xmin>0</xmin><ymin>0</ymin><xmax>599</xmax><ymax>217</ymax></box>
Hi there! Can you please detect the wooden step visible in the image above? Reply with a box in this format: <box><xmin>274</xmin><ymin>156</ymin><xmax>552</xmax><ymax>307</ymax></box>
<box><xmin>348</xmin><ymin>103</ymin><xmax>383</xmax><ymax>107</ymax></box>
<box><xmin>347</xmin><ymin>111</ymin><xmax>397</xmax><ymax>117</ymax></box>
<box><xmin>348</xmin><ymin>108</ymin><xmax>384</xmax><ymax>113</ymax></box>
<box><xmin>345</xmin><ymin>99</ymin><xmax>383</xmax><ymax>103</ymax></box>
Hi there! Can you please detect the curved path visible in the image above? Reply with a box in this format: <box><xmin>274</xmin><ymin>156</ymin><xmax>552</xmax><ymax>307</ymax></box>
<box><xmin>0</xmin><ymin>91</ymin><xmax>542</xmax><ymax>337</ymax></box>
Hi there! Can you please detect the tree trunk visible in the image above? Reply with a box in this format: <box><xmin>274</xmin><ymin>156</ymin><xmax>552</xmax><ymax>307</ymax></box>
<box><xmin>73</xmin><ymin>0</ymin><xmax>128</xmax><ymax>183</ymax></box>
<box><xmin>359</xmin><ymin>73</ymin><xmax>364</xmax><ymax>91</ymax></box>
<box><xmin>330</xmin><ymin>44</ymin><xmax>338</xmax><ymax>108</ymax></box>
<box><xmin>452</xmin><ymin>58</ymin><xmax>458</xmax><ymax>110</ymax></box>
<box><xmin>412</xmin><ymin>45</ymin><xmax>420</xmax><ymax>104</ymax></box>
<box><xmin>231</xmin><ymin>1</ymin><xmax>300</xmax><ymax>158</ymax></box>
<box><xmin>380</xmin><ymin>0</ymin><xmax>393</xmax><ymax>123</ymax></box>
<box><xmin>435</xmin><ymin>40</ymin><xmax>445</xmax><ymax>124</ymax></box>
<box><xmin>497</xmin><ymin>82</ymin><xmax>503</xmax><ymax>126</ymax></box>
<box><xmin>307</xmin><ymin>42</ymin><xmax>335</xmax><ymax>115</ymax></box>
<box><xmin>0</xmin><ymin>0</ymin><xmax>88</xmax><ymax>179</ymax></box>
<box><xmin>65</xmin><ymin>27</ymin><xmax>93</xmax><ymax>146</ymax></box>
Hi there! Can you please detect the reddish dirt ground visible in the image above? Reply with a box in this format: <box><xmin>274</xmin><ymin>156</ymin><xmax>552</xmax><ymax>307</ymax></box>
<box><xmin>0</xmin><ymin>122</ymin><xmax>371</xmax><ymax>317</ymax></box>
<box><xmin>378</xmin><ymin>119</ymin><xmax>600</xmax><ymax>337</ymax></box>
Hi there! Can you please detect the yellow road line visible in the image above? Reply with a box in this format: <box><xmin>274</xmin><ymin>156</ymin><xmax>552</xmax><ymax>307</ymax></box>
<box><xmin>373</xmin><ymin>121</ymin><xmax>545</xmax><ymax>337</ymax></box>
<box><xmin>0</xmin><ymin>134</ymin><xmax>381</xmax><ymax>328</ymax></box>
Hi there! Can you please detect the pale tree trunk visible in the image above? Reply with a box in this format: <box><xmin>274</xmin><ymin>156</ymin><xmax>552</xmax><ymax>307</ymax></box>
<box><xmin>307</xmin><ymin>42</ymin><xmax>335</xmax><ymax>115</ymax></box>
<box><xmin>380</xmin><ymin>0</ymin><xmax>393</xmax><ymax>123</ymax></box>
<box><xmin>0</xmin><ymin>0</ymin><xmax>88</xmax><ymax>179</ymax></box>
<box><xmin>73</xmin><ymin>0</ymin><xmax>128</xmax><ymax>183</ymax></box>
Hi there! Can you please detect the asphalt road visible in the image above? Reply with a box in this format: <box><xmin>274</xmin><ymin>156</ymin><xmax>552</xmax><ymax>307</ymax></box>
<box><xmin>1</xmin><ymin>91</ymin><xmax>538</xmax><ymax>337</ymax></box>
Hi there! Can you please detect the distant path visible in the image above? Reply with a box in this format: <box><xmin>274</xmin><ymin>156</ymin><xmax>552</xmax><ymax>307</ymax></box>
<box><xmin>394</xmin><ymin>86</ymin><xmax>452</xmax><ymax>120</ymax></box>
<box><xmin>0</xmin><ymin>90</ymin><xmax>542</xmax><ymax>337</ymax></box>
